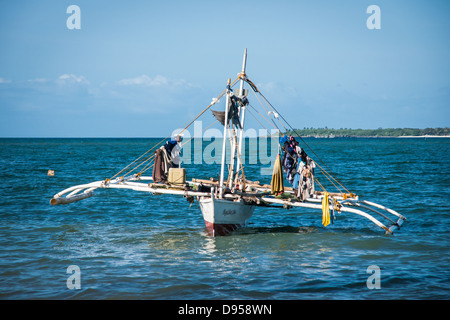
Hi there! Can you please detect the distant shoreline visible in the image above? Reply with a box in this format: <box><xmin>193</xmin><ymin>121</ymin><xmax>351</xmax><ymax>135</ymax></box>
<box><xmin>397</xmin><ymin>135</ymin><xmax>450</xmax><ymax>138</ymax></box>
<box><xmin>292</xmin><ymin>135</ymin><xmax>450</xmax><ymax>139</ymax></box>
<box><xmin>284</xmin><ymin>127</ymin><xmax>449</xmax><ymax>138</ymax></box>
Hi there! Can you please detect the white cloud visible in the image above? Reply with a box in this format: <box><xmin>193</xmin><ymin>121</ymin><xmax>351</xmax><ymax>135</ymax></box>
<box><xmin>117</xmin><ymin>74</ymin><xmax>169</xmax><ymax>86</ymax></box>
<box><xmin>0</xmin><ymin>77</ymin><xmax>12</xmax><ymax>84</ymax></box>
<box><xmin>117</xmin><ymin>74</ymin><xmax>199</xmax><ymax>89</ymax></box>
<box><xmin>27</xmin><ymin>78</ymin><xmax>48</xmax><ymax>83</ymax></box>
<box><xmin>56</xmin><ymin>74</ymin><xmax>90</xmax><ymax>85</ymax></box>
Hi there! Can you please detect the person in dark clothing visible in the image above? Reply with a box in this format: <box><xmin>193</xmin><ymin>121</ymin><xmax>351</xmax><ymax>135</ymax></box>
<box><xmin>152</xmin><ymin>148</ymin><xmax>166</xmax><ymax>183</ymax></box>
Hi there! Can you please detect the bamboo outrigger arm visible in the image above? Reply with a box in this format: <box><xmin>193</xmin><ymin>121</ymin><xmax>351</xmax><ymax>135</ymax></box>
<box><xmin>341</xmin><ymin>199</ymin><xmax>407</xmax><ymax>234</ymax></box>
<box><xmin>50</xmin><ymin>181</ymin><xmax>99</xmax><ymax>205</ymax></box>
<box><xmin>50</xmin><ymin>176</ymin><xmax>210</xmax><ymax>205</ymax></box>
<box><xmin>260</xmin><ymin>196</ymin><xmax>406</xmax><ymax>234</ymax></box>
<box><xmin>51</xmin><ymin>176</ymin><xmax>406</xmax><ymax>235</ymax></box>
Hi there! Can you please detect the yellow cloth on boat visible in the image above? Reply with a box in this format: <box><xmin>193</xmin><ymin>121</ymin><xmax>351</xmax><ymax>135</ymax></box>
<box><xmin>322</xmin><ymin>192</ymin><xmax>330</xmax><ymax>227</ymax></box>
<box><xmin>271</xmin><ymin>153</ymin><xmax>284</xmax><ymax>195</ymax></box>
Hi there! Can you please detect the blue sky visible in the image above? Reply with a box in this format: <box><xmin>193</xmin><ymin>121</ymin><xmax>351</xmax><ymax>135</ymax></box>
<box><xmin>0</xmin><ymin>0</ymin><xmax>449</xmax><ymax>137</ymax></box>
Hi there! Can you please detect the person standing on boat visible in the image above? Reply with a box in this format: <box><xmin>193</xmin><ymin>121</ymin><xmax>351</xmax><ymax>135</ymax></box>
<box><xmin>281</xmin><ymin>135</ymin><xmax>301</xmax><ymax>185</ymax></box>
<box><xmin>153</xmin><ymin>135</ymin><xmax>183</xmax><ymax>183</ymax></box>
<box><xmin>168</xmin><ymin>134</ymin><xmax>182</xmax><ymax>168</ymax></box>
<box><xmin>163</xmin><ymin>134</ymin><xmax>182</xmax><ymax>168</ymax></box>
<box><xmin>293</xmin><ymin>148</ymin><xmax>316</xmax><ymax>201</ymax></box>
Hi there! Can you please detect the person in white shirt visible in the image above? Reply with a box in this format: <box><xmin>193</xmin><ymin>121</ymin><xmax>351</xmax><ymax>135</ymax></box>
<box><xmin>170</xmin><ymin>134</ymin><xmax>182</xmax><ymax>168</ymax></box>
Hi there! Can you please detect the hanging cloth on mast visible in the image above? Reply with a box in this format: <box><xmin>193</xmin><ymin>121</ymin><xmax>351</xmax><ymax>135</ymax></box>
<box><xmin>211</xmin><ymin>110</ymin><xmax>227</xmax><ymax>126</ymax></box>
<box><xmin>271</xmin><ymin>153</ymin><xmax>284</xmax><ymax>195</ymax></box>
<box><xmin>211</xmin><ymin>92</ymin><xmax>247</xmax><ymax>129</ymax></box>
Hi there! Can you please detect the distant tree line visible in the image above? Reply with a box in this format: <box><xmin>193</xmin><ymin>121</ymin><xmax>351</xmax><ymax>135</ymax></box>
<box><xmin>284</xmin><ymin>127</ymin><xmax>449</xmax><ymax>137</ymax></box>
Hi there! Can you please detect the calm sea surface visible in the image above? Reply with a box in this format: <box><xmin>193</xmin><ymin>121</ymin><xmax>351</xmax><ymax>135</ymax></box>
<box><xmin>0</xmin><ymin>137</ymin><xmax>448</xmax><ymax>300</ymax></box>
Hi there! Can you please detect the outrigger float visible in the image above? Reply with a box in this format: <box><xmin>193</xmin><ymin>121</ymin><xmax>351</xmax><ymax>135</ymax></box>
<box><xmin>50</xmin><ymin>50</ymin><xmax>406</xmax><ymax>236</ymax></box>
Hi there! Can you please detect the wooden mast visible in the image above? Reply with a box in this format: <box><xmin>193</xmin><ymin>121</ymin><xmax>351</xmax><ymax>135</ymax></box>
<box><xmin>235</xmin><ymin>48</ymin><xmax>248</xmax><ymax>184</ymax></box>
<box><xmin>219</xmin><ymin>78</ymin><xmax>231</xmax><ymax>197</ymax></box>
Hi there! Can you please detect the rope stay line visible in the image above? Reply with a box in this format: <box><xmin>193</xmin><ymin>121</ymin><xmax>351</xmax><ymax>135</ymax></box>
<box><xmin>107</xmin><ymin>76</ymin><xmax>241</xmax><ymax>183</ymax></box>
<box><xmin>239</xmin><ymin>74</ymin><xmax>354</xmax><ymax>196</ymax></box>
<box><xmin>108</xmin><ymin>137</ymin><xmax>167</xmax><ymax>181</ymax></box>
<box><xmin>178</xmin><ymin>76</ymin><xmax>241</xmax><ymax>136</ymax></box>
<box><xmin>50</xmin><ymin>55</ymin><xmax>407</xmax><ymax>236</ymax></box>
<box><xmin>108</xmin><ymin>72</ymin><xmax>351</xmax><ymax>198</ymax></box>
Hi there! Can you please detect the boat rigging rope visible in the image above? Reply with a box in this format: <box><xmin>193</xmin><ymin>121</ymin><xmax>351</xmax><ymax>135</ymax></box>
<box><xmin>108</xmin><ymin>76</ymin><xmax>241</xmax><ymax>182</ymax></box>
<box><xmin>249</xmin><ymin>89</ymin><xmax>284</xmax><ymax>134</ymax></box>
<box><xmin>109</xmin><ymin>136</ymin><xmax>167</xmax><ymax>181</ymax></box>
<box><xmin>233</xmin><ymin>133</ymin><xmax>246</xmax><ymax>189</ymax></box>
<box><xmin>178</xmin><ymin>76</ymin><xmax>240</xmax><ymax>136</ymax></box>
<box><xmin>180</xmin><ymin>120</ymin><xmax>219</xmax><ymax>148</ymax></box>
<box><xmin>246</xmin><ymin>105</ymin><xmax>270</xmax><ymax>131</ymax></box>
<box><xmin>108</xmin><ymin>72</ymin><xmax>353</xmax><ymax>198</ymax></box>
<box><xmin>242</xmin><ymin>75</ymin><xmax>353</xmax><ymax>196</ymax></box>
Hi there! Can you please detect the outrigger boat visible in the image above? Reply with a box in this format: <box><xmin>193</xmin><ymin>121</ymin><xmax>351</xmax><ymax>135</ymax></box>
<box><xmin>50</xmin><ymin>50</ymin><xmax>406</xmax><ymax>236</ymax></box>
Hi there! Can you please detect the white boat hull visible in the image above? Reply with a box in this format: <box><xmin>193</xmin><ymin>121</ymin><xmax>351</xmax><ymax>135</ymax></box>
<box><xmin>198</xmin><ymin>195</ymin><xmax>255</xmax><ymax>236</ymax></box>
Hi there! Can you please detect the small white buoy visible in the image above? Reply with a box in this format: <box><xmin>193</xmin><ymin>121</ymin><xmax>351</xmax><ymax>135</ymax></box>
<box><xmin>48</xmin><ymin>170</ymin><xmax>55</xmax><ymax>176</ymax></box>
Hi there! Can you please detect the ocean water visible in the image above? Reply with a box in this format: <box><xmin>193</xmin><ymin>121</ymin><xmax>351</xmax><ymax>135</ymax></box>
<box><xmin>0</xmin><ymin>137</ymin><xmax>449</xmax><ymax>300</ymax></box>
